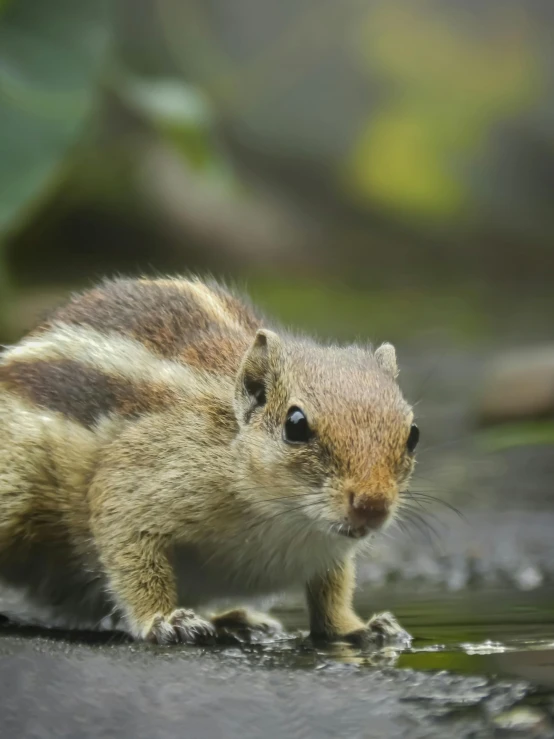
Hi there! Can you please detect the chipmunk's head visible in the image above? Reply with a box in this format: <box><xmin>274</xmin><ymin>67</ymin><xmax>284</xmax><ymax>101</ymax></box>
<box><xmin>233</xmin><ymin>329</ymin><xmax>417</xmax><ymax>542</ymax></box>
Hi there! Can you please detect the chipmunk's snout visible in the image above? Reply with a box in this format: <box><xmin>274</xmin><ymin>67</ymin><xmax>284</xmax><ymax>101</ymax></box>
<box><xmin>347</xmin><ymin>490</ymin><xmax>391</xmax><ymax>533</ymax></box>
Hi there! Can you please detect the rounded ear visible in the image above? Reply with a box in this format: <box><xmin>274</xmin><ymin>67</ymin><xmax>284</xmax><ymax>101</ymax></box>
<box><xmin>374</xmin><ymin>342</ymin><xmax>398</xmax><ymax>379</ymax></box>
<box><xmin>234</xmin><ymin>329</ymin><xmax>281</xmax><ymax>423</ymax></box>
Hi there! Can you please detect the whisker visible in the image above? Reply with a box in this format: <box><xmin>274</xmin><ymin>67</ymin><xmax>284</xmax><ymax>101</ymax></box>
<box><xmin>391</xmin><ymin>515</ymin><xmax>421</xmax><ymax>545</ymax></box>
<box><xmin>238</xmin><ymin>500</ymin><xmax>327</xmax><ymax>535</ymax></box>
<box><xmin>400</xmin><ymin>507</ymin><xmax>442</xmax><ymax>538</ymax></box>
<box><xmin>402</xmin><ymin>491</ymin><xmax>465</xmax><ymax>521</ymax></box>
<box><xmin>397</xmin><ymin>511</ymin><xmax>443</xmax><ymax>556</ymax></box>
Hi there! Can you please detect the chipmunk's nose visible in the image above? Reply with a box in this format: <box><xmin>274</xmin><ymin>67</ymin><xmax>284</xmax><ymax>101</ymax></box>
<box><xmin>347</xmin><ymin>491</ymin><xmax>391</xmax><ymax>531</ymax></box>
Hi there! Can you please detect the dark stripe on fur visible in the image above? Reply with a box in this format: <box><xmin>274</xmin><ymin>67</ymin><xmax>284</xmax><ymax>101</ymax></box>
<box><xmin>37</xmin><ymin>279</ymin><xmax>260</xmax><ymax>374</ymax></box>
<box><xmin>0</xmin><ymin>360</ymin><xmax>176</xmax><ymax>428</ymax></box>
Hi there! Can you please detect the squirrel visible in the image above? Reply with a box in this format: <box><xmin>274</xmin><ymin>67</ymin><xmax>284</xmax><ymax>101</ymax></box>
<box><xmin>0</xmin><ymin>276</ymin><xmax>419</xmax><ymax>646</ymax></box>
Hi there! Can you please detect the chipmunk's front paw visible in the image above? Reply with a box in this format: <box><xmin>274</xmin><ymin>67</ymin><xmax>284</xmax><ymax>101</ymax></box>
<box><xmin>344</xmin><ymin>612</ymin><xmax>412</xmax><ymax>649</ymax></box>
<box><xmin>210</xmin><ymin>608</ymin><xmax>283</xmax><ymax>643</ymax></box>
<box><xmin>143</xmin><ymin>608</ymin><xmax>216</xmax><ymax>645</ymax></box>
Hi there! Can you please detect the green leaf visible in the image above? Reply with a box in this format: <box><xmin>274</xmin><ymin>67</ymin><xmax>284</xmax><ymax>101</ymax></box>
<box><xmin>117</xmin><ymin>73</ymin><xmax>233</xmax><ymax>180</ymax></box>
<box><xmin>0</xmin><ymin>0</ymin><xmax>113</xmax><ymax>236</ymax></box>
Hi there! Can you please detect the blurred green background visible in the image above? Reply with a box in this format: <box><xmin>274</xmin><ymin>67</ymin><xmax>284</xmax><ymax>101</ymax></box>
<box><xmin>1</xmin><ymin>0</ymin><xmax>553</xmax><ymax>431</ymax></box>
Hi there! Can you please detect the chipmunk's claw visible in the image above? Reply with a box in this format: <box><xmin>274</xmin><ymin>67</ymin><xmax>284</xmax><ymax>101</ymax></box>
<box><xmin>343</xmin><ymin>612</ymin><xmax>412</xmax><ymax>649</ymax></box>
<box><xmin>144</xmin><ymin>609</ymin><xmax>216</xmax><ymax>645</ymax></box>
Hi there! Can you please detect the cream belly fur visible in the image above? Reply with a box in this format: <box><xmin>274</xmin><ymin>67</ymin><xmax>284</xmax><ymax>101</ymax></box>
<box><xmin>172</xmin><ymin>529</ymin><xmax>357</xmax><ymax>606</ymax></box>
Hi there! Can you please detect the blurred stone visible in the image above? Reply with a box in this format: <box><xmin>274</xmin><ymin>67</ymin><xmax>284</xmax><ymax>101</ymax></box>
<box><xmin>478</xmin><ymin>346</ymin><xmax>554</xmax><ymax>424</ymax></box>
<box><xmin>492</xmin><ymin>706</ymin><xmax>550</xmax><ymax>734</ymax></box>
<box><xmin>514</xmin><ymin>565</ymin><xmax>544</xmax><ymax>592</ymax></box>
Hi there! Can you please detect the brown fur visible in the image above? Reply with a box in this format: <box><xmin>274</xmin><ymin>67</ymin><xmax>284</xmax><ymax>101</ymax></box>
<box><xmin>0</xmin><ymin>360</ymin><xmax>177</xmax><ymax>428</ymax></box>
<box><xmin>0</xmin><ymin>276</ymin><xmax>416</xmax><ymax>644</ymax></box>
<box><xmin>179</xmin><ymin>335</ymin><xmax>250</xmax><ymax>376</ymax></box>
<box><xmin>37</xmin><ymin>278</ymin><xmax>260</xmax><ymax>375</ymax></box>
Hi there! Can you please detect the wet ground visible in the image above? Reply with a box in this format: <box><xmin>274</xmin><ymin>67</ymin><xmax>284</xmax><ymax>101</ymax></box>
<box><xmin>1</xmin><ymin>588</ymin><xmax>554</xmax><ymax>738</ymax></box>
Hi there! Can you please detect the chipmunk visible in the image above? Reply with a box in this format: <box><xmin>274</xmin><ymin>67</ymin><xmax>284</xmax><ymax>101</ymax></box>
<box><xmin>0</xmin><ymin>277</ymin><xmax>419</xmax><ymax>646</ymax></box>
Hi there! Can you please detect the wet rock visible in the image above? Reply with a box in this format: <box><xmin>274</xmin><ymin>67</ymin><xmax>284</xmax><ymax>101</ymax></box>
<box><xmin>477</xmin><ymin>346</ymin><xmax>554</xmax><ymax>425</ymax></box>
<box><xmin>514</xmin><ymin>565</ymin><xmax>544</xmax><ymax>591</ymax></box>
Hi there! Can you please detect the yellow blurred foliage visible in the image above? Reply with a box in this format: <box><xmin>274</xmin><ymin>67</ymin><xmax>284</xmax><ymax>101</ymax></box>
<box><xmin>344</xmin><ymin>0</ymin><xmax>539</xmax><ymax>218</ymax></box>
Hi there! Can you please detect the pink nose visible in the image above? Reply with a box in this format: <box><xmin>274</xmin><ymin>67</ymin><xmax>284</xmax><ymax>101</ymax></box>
<box><xmin>348</xmin><ymin>492</ymin><xmax>390</xmax><ymax>530</ymax></box>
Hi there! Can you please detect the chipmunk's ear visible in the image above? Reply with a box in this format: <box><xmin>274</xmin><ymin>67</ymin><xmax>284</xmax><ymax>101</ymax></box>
<box><xmin>234</xmin><ymin>329</ymin><xmax>281</xmax><ymax>423</ymax></box>
<box><xmin>374</xmin><ymin>342</ymin><xmax>398</xmax><ymax>379</ymax></box>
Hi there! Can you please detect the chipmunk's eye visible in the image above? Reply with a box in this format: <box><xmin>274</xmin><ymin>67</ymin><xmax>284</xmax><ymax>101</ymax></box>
<box><xmin>406</xmin><ymin>423</ymin><xmax>419</xmax><ymax>454</ymax></box>
<box><xmin>283</xmin><ymin>406</ymin><xmax>312</xmax><ymax>444</ymax></box>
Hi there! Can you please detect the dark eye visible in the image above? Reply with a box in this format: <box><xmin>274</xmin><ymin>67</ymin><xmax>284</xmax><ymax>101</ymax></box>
<box><xmin>283</xmin><ymin>406</ymin><xmax>312</xmax><ymax>444</ymax></box>
<box><xmin>406</xmin><ymin>423</ymin><xmax>419</xmax><ymax>453</ymax></box>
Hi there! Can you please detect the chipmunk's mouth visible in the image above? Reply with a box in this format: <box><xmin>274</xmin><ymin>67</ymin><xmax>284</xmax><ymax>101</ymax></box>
<box><xmin>333</xmin><ymin>523</ymin><xmax>371</xmax><ymax>540</ymax></box>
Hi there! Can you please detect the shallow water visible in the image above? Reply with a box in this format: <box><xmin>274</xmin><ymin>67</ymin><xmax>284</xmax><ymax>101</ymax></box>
<box><xmin>273</xmin><ymin>588</ymin><xmax>554</xmax><ymax>682</ymax></box>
